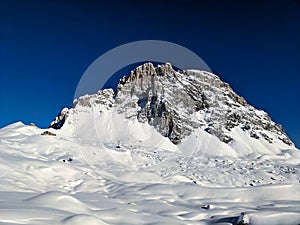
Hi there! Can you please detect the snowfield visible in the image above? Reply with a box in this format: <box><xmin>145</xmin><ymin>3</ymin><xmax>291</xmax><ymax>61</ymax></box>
<box><xmin>0</xmin><ymin>120</ymin><xmax>299</xmax><ymax>225</ymax></box>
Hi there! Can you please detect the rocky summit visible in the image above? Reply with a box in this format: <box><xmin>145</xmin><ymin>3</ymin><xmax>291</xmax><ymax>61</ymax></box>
<box><xmin>51</xmin><ymin>62</ymin><xmax>293</xmax><ymax>147</ymax></box>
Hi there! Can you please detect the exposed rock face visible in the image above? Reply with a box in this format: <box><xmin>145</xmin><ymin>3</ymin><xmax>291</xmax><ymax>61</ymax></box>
<box><xmin>115</xmin><ymin>63</ymin><xmax>209</xmax><ymax>144</ymax></box>
<box><xmin>50</xmin><ymin>62</ymin><xmax>294</xmax><ymax>147</ymax></box>
<box><xmin>49</xmin><ymin>108</ymin><xmax>69</xmax><ymax>129</ymax></box>
<box><xmin>41</xmin><ymin>131</ymin><xmax>56</xmax><ymax>136</ymax></box>
<box><xmin>72</xmin><ymin>89</ymin><xmax>114</xmax><ymax>109</ymax></box>
<box><xmin>114</xmin><ymin>62</ymin><xmax>293</xmax><ymax>146</ymax></box>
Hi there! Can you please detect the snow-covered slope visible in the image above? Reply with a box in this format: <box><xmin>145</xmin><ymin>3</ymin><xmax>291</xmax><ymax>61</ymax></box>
<box><xmin>0</xmin><ymin>63</ymin><xmax>299</xmax><ymax>225</ymax></box>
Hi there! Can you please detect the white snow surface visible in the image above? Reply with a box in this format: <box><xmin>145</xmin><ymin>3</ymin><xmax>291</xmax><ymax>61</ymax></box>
<box><xmin>0</xmin><ymin>118</ymin><xmax>299</xmax><ymax>224</ymax></box>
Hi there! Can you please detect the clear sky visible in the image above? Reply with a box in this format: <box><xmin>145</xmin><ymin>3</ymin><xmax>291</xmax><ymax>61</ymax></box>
<box><xmin>0</xmin><ymin>0</ymin><xmax>299</xmax><ymax>148</ymax></box>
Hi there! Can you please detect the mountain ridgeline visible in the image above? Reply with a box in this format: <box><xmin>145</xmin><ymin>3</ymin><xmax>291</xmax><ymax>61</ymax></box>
<box><xmin>50</xmin><ymin>62</ymin><xmax>294</xmax><ymax>148</ymax></box>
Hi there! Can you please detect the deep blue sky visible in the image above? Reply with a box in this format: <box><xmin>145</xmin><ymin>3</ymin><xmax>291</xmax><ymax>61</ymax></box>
<box><xmin>0</xmin><ymin>0</ymin><xmax>299</xmax><ymax>148</ymax></box>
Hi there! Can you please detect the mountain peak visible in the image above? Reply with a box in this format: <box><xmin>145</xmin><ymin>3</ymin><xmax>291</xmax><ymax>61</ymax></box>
<box><xmin>50</xmin><ymin>62</ymin><xmax>294</xmax><ymax>153</ymax></box>
<box><xmin>118</xmin><ymin>62</ymin><xmax>174</xmax><ymax>87</ymax></box>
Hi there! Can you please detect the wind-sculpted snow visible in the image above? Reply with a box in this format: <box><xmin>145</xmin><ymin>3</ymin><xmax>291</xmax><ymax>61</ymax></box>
<box><xmin>0</xmin><ymin>122</ymin><xmax>299</xmax><ymax>224</ymax></box>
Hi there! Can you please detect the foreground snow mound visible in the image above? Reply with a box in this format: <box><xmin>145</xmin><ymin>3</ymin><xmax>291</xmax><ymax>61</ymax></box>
<box><xmin>61</xmin><ymin>215</ymin><xmax>109</xmax><ymax>225</ymax></box>
<box><xmin>0</xmin><ymin>184</ymin><xmax>299</xmax><ymax>225</ymax></box>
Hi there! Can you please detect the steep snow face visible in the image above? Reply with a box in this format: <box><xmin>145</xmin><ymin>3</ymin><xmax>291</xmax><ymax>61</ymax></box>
<box><xmin>50</xmin><ymin>62</ymin><xmax>294</xmax><ymax>156</ymax></box>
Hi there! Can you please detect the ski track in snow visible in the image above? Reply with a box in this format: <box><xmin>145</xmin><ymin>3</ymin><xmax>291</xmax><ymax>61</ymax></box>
<box><xmin>0</xmin><ymin>122</ymin><xmax>299</xmax><ymax>225</ymax></box>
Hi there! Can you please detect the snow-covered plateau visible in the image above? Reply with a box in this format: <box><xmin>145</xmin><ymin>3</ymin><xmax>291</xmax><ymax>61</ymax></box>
<box><xmin>0</xmin><ymin>63</ymin><xmax>299</xmax><ymax>225</ymax></box>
